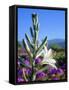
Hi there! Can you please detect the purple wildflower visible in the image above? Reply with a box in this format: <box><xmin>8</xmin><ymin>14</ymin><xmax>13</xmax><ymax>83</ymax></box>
<box><xmin>49</xmin><ymin>68</ymin><xmax>57</xmax><ymax>75</ymax></box>
<box><xmin>36</xmin><ymin>71</ymin><xmax>46</xmax><ymax>79</ymax></box>
<box><xmin>25</xmin><ymin>68</ymin><xmax>32</xmax><ymax>75</ymax></box>
<box><xmin>35</xmin><ymin>57</ymin><xmax>42</xmax><ymax>64</ymax></box>
<box><xmin>18</xmin><ymin>77</ymin><xmax>24</xmax><ymax>82</ymax></box>
<box><xmin>18</xmin><ymin>69</ymin><xmax>23</xmax><ymax>76</ymax></box>
<box><xmin>57</xmin><ymin>68</ymin><xmax>64</xmax><ymax>76</ymax></box>
<box><xmin>53</xmin><ymin>77</ymin><xmax>59</xmax><ymax>80</ymax></box>
<box><xmin>24</xmin><ymin>59</ymin><xmax>30</xmax><ymax>66</ymax></box>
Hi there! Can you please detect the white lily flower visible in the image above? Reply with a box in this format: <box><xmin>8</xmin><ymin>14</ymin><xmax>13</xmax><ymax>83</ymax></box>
<box><xmin>41</xmin><ymin>46</ymin><xmax>57</xmax><ymax>69</ymax></box>
<box><xmin>36</xmin><ymin>45</ymin><xmax>57</xmax><ymax>69</ymax></box>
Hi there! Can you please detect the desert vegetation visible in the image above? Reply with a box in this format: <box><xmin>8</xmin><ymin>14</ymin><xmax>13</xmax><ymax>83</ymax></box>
<box><xmin>17</xmin><ymin>13</ymin><xmax>66</xmax><ymax>82</ymax></box>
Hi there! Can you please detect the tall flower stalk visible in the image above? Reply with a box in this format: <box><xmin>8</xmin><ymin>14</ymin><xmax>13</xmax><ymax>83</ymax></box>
<box><xmin>19</xmin><ymin>13</ymin><xmax>57</xmax><ymax>81</ymax></box>
<box><xmin>22</xmin><ymin>13</ymin><xmax>47</xmax><ymax>80</ymax></box>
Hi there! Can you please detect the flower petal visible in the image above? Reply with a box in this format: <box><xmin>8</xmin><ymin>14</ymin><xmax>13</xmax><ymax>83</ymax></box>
<box><xmin>48</xmin><ymin>63</ymin><xmax>57</xmax><ymax>69</ymax></box>
<box><xmin>46</xmin><ymin>59</ymin><xmax>56</xmax><ymax>64</ymax></box>
<box><xmin>41</xmin><ymin>58</ymin><xmax>57</xmax><ymax>69</ymax></box>
<box><xmin>44</xmin><ymin>46</ymin><xmax>48</xmax><ymax>54</ymax></box>
<box><xmin>47</xmin><ymin>48</ymin><xmax>53</xmax><ymax>58</ymax></box>
<box><xmin>41</xmin><ymin>58</ymin><xmax>56</xmax><ymax>64</ymax></box>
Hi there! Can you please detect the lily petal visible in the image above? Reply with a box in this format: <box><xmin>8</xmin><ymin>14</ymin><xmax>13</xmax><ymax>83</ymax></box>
<box><xmin>46</xmin><ymin>58</ymin><xmax>56</xmax><ymax>64</ymax></box>
<box><xmin>46</xmin><ymin>48</ymin><xmax>53</xmax><ymax>58</ymax></box>
<box><xmin>41</xmin><ymin>58</ymin><xmax>57</xmax><ymax>69</ymax></box>
<box><xmin>44</xmin><ymin>46</ymin><xmax>48</xmax><ymax>54</ymax></box>
<box><xmin>47</xmin><ymin>63</ymin><xmax>57</xmax><ymax>69</ymax></box>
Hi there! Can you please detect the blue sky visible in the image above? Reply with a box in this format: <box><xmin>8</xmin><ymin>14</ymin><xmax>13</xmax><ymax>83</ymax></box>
<box><xmin>18</xmin><ymin>8</ymin><xmax>65</xmax><ymax>42</ymax></box>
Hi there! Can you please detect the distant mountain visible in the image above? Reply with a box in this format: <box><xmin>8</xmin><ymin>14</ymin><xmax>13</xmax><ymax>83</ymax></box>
<box><xmin>18</xmin><ymin>39</ymin><xmax>65</xmax><ymax>49</ymax></box>
<box><xmin>48</xmin><ymin>39</ymin><xmax>65</xmax><ymax>49</ymax></box>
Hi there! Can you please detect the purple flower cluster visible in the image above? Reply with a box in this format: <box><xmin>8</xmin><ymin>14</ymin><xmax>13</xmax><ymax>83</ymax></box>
<box><xmin>36</xmin><ymin>71</ymin><xmax>46</xmax><ymax>80</ymax></box>
<box><xmin>36</xmin><ymin>71</ymin><xmax>46</xmax><ymax>78</ymax></box>
<box><xmin>17</xmin><ymin>57</ymin><xmax>66</xmax><ymax>82</ymax></box>
<box><xmin>48</xmin><ymin>66</ymin><xmax>65</xmax><ymax>80</ymax></box>
<box><xmin>50</xmin><ymin>67</ymin><xmax>64</xmax><ymax>75</ymax></box>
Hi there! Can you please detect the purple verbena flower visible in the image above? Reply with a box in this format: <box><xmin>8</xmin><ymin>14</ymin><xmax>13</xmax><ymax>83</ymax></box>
<box><xmin>49</xmin><ymin>68</ymin><xmax>57</xmax><ymax>75</ymax></box>
<box><xmin>25</xmin><ymin>68</ymin><xmax>32</xmax><ymax>75</ymax></box>
<box><xmin>35</xmin><ymin>57</ymin><xmax>42</xmax><ymax>64</ymax></box>
<box><xmin>18</xmin><ymin>77</ymin><xmax>24</xmax><ymax>82</ymax></box>
<box><xmin>18</xmin><ymin>69</ymin><xmax>23</xmax><ymax>76</ymax></box>
<box><xmin>57</xmin><ymin>68</ymin><xmax>64</xmax><ymax>76</ymax></box>
<box><xmin>36</xmin><ymin>71</ymin><xmax>46</xmax><ymax>79</ymax></box>
<box><xmin>53</xmin><ymin>77</ymin><xmax>59</xmax><ymax>80</ymax></box>
<box><xmin>24</xmin><ymin>59</ymin><xmax>30</xmax><ymax>66</ymax></box>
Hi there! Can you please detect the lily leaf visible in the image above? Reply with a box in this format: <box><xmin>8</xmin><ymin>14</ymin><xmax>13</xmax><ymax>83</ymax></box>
<box><xmin>36</xmin><ymin>36</ymin><xmax>47</xmax><ymax>56</ymax></box>
<box><xmin>32</xmin><ymin>14</ymin><xmax>38</xmax><ymax>31</ymax></box>
<box><xmin>32</xmin><ymin>13</ymin><xmax>38</xmax><ymax>26</ymax></box>
<box><xmin>36</xmin><ymin>66</ymin><xmax>48</xmax><ymax>74</ymax></box>
<box><xmin>22</xmin><ymin>39</ymin><xmax>33</xmax><ymax>64</ymax></box>
<box><xmin>25</xmin><ymin>33</ymin><xmax>34</xmax><ymax>50</ymax></box>
<box><xmin>22</xmin><ymin>68</ymin><xmax>28</xmax><ymax>82</ymax></box>
<box><xmin>30</xmin><ymin>27</ymin><xmax>34</xmax><ymax>38</ymax></box>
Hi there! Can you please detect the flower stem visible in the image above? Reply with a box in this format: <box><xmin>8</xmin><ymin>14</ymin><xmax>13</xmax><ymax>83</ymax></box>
<box><xmin>22</xmin><ymin>68</ymin><xmax>28</xmax><ymax>82</ymax></box>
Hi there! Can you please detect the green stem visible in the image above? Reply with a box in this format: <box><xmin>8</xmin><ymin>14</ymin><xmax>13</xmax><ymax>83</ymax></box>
<box><xmin>23</xmin><ymin>68</ymin><xmax>28</xmax><ymax>82</ymax></box>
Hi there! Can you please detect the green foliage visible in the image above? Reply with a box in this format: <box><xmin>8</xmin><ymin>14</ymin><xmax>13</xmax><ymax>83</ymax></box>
<box><xmin>50</xmin><ymin>44</ymin><xmax>65</xmax><ymax>61</ymax></box>
<box><xmin>30</xmin><ymin>27</ymin><xmax>34</xmax><ymax>38</ymax></box>
<box><xmin>53</xmin><ymin>51</ymin><xmax>65</xmax><ymax>60</ymax></box>
<box><xmin>51</xmin><ymin>44</ymin><xmax>65</xmax><ymax>61</ymax></box>
<box><xmin>51</xmin><ymin>44</ymin><xmax>64</xmax><ymax>51</ymax></box>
